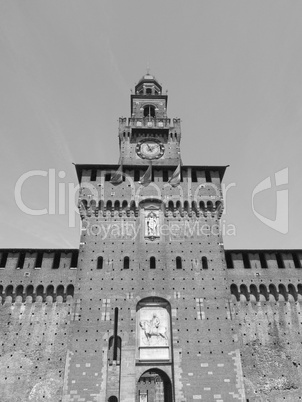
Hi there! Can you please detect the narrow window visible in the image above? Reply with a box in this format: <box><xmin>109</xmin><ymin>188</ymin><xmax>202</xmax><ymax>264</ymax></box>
<box><xmin>17</xmin><ymin>252</ymin><xmax>25</xmax><ymax>269</ymax></box>
<box><xmin>202</xmin><ymin>256</ymin><xmax>208</xmax><ymax>269</ymax></box>
<box><xmin>150</xmin><ymin>256</ymin><xmax>156</xmax><ymax>269</ymax></box>
<box><xmin>146</xmin><ymin>88</ymin><xmax>152</xmax><ymax>94</ymax></box>
<box><xmin>0</xmin><ymin>252</ymin><xmax>8</xmax><ymax>268</ymax></box>
<box><xmin>113</xmin><ymin>307</ymin><xmax>119</xmax><ymax>361</ymax></box>
<box><xmin>163</xmin><ymin>170</ymin><xmax>168</xmax><ymax>182</ymax></box>
<box><xmin>105</xmin><ymin>172</ymin><xmax>111</xmax><ymax>181</ymax></box>
<box><xmin>205</xmin><ymin>170</ymin><xmax>211</xmax><ymax>182</ymax></box>
<box><xmin>192</xmin><ymin>170</ymin><xmax>197</xmax><ymax>182</ymax></box>
<box><xmin>52</xmin><ymin>252</ymin><xmax>61</xmax><ymax>269</ymax></box>
<box><xmin>292</xmin><ymin>253</ymin><xmax>301</xmax><ymax>268</ymax></box>
<box><xmin>70</xmin><ymin>251</ymin><xmax>78</xmax><ymax>268</ymax></box>
<box><xmin>242</xmin><ymin>253</ymin><xmax>251</xmax><ymax>268</ymax></box>
<box><xmin>259</xmin><ymin>252</ymin><xmax>268</xmax><ymax>268</ymax></box>
<box><xmin>97</xmin><ymin>256</ymin><xmax>103</xmax><ymax>269</ymax></box>
<box><xmin>90</xmin><ymin>169</ymin><xmax>97</xmax><ymax>181</ymax></box>
<box><xmin>225</xmin><ymin>252</ymin><xmax>234</xmax><ymax>268</ymax></box>
<box><xmin>35</xmin><ymin>252</ymin><xmax>43</xmax><ymax>268</ymax></box>
<box><xmin>123</xmin><ymin>256</ymin><xmax>130</xmax><ymax>269</ymax></box>
<box><xmin>276</xmin><ymin>253</ymin><xmax>285</xmax><ymax>268</ymax></box>
<box><xmin>134</xmin><ymin>170</ymin><xmax>140</xmax><ymax>182</ymax></box>
<box><xmin>176</xmin><ymin>256</ymin><xmax>182</xmax><ymax>269</ymax></box>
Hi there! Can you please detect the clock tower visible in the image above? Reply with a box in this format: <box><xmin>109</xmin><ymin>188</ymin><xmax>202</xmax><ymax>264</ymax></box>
<box><xmin>65</xmin><ymin>73</ymin><xmax>246</xmax><ymax>402</ymax></box>
<box><xmin>119</xmin><ymin>73</ymin><xmax>181</xmax><ymax>166</ymax></box>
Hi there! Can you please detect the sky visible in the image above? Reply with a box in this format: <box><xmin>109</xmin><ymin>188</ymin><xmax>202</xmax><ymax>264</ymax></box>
<box><xmin>0</xmin><ymin>0</ymin><xmax>302</xmax><ymax>250</ymax></box>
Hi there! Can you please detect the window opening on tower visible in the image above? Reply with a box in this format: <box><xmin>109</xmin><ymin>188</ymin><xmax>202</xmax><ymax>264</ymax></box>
<box><xmin>143</xmin><ymin>105</ymin><xmax>155</xmax><ymax>118</ymax></box>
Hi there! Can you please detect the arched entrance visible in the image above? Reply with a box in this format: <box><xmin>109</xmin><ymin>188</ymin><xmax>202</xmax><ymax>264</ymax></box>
<box><xmin>137</xmin><ymin>369</ymin><xmax>172</xmax><ymax>402</ymax></box>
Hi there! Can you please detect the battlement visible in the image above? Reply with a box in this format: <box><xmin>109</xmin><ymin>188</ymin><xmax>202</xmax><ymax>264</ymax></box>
<box><xmin>225</xmin><ymin>249</ymin><xmax>302</xmax><ymax>270</ymax></box>
<box><xmin>0</xmin><ymin>249</ymin><xmax>79</xmax><ymax>270</ymax></box>
<box><xmin>226</xmin><ymin>249</ymin><xmax>302</xmax><ymax>303</ymax></box>
<box><xmin>0</xmin><ymin>249</ymin><xmax>78</xmax><ymax>305</ymax></box>
<box><xmin>76</xmin><ymin>164</ymin><xmax>226</xmax><ymax>185</ymax></box>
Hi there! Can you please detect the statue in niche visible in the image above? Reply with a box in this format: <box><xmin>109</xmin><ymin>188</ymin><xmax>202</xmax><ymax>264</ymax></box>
<box><xmin>139</xmin><ymin>313</ymin><xmax>168</xmax><ymax>346</ymax></box>
<box><xmin>145</xmin><ymin>211</ymin><xmax>159</xmax><ymax>238</ymax></box>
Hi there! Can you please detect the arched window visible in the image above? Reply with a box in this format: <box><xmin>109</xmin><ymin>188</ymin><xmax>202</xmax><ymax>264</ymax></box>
<box><xmin>67</xmin><ymin>284</ymin><xmax>74</xmax><ymax>297</ymax></box>
<box><xmin>184</xmin><ymin>201</ymin><xmax>189</xmax><ymax>213</ymax></box>
<box><xmin>202</xmin><ymin>256</ymin><xmax>208</xmax><ymax>269</ymax></box>
<box><xmin>288</xmin><ymin>284</ymin><xmax>297</xmax><ymax>301</ymax></box>
<box><xmin>36</xmin><ymin>285</ymin><xmax>44</xmax><ymax>297</ymax></box>
<box><xmin>26</xmin><ymin>285</ymin><xmax>34</xmax><ymax>297</ymax></box>
<box><xmin>5</xmin><ymin>285</ymin><xmax>13</xmax><ymax>297</ymax></box>
<box><xmin>269</xmin><ymin>284</ymin><xmax>278</xmax><ymax>301</ymax></box>
<box><xmin>250</xmin><ymin>284</ymin><xmax>259</xmax><ymax>301</ymax></box>
<box><xmin>230</xmin><ymin>284</ymin><xmax>239</xmax><ymax>301</ymax></box>
<box><xmin>108</xmin><ymin>396</ymin><xmax>118</xmax><ymax>402</ymax></box>
<box><xmin>46</xmin><ymin>285</ymin><xmax>54</xmax><ymax>297</ymax></box>
<box><xmin>123</xmin><ymin>256</ymin><xmax>130</xmax><ymax>269</ymax></box>
<box><xmin>16</xmin><ymin>285</ymin><xmax>23</xmax><ymax>297</ymax></box>
<box><xmin>150</xmin><ymin>256</ymin><xmax>156</xmax><ymax>269</ymax></box>
<box><xmin>97</xmin><ymin>256</ymin><xmax>103</xmax><ymax>269</ymax></box>
<box><xmin>176</xmin><ymin>256</ymin><xmax>182</xmax><ymax>269</ymax></box>
<box><xmin>259</xmin><ymin>284</ymin><xmax>269</xmax><ymax>301</ymax></box>
<box><xmin>143</xmin><ymin>105</ymin><xmax>155</xmax><ymax>117</ymax></box>
<box><xmin>56</xmin><ymin>285</ymin><xmax>64</xmax><ymax>297</ymax></box>
<box><xmin>240</xmin><ymin>284</ymin><xmax>249</xmax><ymax>301</ymax></box>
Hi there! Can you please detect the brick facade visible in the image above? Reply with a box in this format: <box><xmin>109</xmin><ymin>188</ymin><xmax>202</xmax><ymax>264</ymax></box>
<box><xmin>0</xmin><ymin>74</ymin><xmax>301</xmax><ymax>401</ymax></box>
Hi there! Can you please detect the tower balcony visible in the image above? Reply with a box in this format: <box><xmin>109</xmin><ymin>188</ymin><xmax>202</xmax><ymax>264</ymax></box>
<box><xmin>128</xmin><ymin>117</ymin><xmax>171</xmax><ymax>128</ymax></box>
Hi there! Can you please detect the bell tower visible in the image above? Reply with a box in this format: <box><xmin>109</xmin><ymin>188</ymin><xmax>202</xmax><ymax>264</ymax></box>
<box><xmin>119</xmin><ymin>73</ymin><xmax>181</xmax><ymax>166</ymax></box>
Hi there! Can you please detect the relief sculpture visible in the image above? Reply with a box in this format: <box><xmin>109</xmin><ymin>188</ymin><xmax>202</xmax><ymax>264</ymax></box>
<box><xmin>139</xmin><ymin>313</ymin><xmax>168</xmax><ymax>346</ymax></box>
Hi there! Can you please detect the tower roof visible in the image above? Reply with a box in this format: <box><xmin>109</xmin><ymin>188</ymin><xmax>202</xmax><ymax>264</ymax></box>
<box><xmin>135</xmin><ymin>72</ymin><xmax>162</xmax><ymax>93</ymax></box>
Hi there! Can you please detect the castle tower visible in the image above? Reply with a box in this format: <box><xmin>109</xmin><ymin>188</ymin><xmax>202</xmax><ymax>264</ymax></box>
<box><xmin>65</xmin><ymin>73</ymin><xmax>246</xmax><ymax>401</ymax></box>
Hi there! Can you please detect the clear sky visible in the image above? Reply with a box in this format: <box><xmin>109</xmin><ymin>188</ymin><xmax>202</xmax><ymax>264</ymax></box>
<box><xmin>1</xmin><ymin>1</ymin><xmax>302</xmax><ymax>250</ymax></box>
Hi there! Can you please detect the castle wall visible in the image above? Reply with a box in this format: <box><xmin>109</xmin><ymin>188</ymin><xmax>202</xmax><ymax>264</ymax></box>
<box><xmin>0</xmin><ymin>250</ymin><xmax>77</xmax><ymax>401</ymax></box>
<box><xmin>226</xmin><ymin>251</ymin><xmax>302</xmax><ymax>401</ymax></box>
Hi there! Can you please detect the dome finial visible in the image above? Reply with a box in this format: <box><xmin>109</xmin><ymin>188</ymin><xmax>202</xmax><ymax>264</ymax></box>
<box><xmin>146</xmin><ymin>62</ymin><xmax>150</xmax><ymax>75</ymax></box>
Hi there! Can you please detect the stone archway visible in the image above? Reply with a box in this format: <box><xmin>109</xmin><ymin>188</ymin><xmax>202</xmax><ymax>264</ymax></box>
<box><xmin>136</xmin><ymin>369</ymin><xmax>172</xmax><ymax>402</ymax></box>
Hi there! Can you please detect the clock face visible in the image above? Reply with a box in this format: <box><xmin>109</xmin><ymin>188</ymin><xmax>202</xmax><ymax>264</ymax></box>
<box><xmin>136</xmin><ymin>140</ymin><xmax>165</xmax><ymax>160</ymax></box>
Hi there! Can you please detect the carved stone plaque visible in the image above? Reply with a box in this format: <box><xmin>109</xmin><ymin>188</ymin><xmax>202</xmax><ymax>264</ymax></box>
<box><xmin>138</xmin><ymin>307</ymin><xmax>170</xmax><ymax>361</ymax></box>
